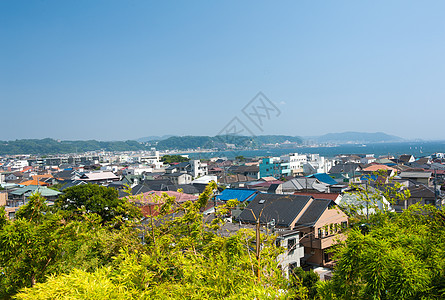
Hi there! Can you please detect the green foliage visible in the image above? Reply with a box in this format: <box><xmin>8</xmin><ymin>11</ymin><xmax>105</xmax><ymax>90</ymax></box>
<box><xmin>291</xmin><ymin>267</ymin><xmax>320</xmax><ymax>299</ymax></box>
<box><xmin>318</xmin><ymin>205</ymin><xmax>445</xmax><ymax>300</ymax></box>
<box><xmin>55</xmin><ymin>184</ymin><xmax>142</xmax><ymax>227</ymax></box>
<box><xmin>16</xmin><ymin>268</ymin><xmax>133</xmax><ymax>299</ymax></box>
<box><xmin>0</xmin><ymin>193</ymin><xmax>142</xmax><ymax>298</ymax></box>
<box><xmin>343</xmin><ymin>170</ymin><xmax>411</xmax><ymax>223</ymax></box>
<box><xmin>47</xmin><ymin>182</ymin><xmax>66</xmax><ymax>192</ymax></box>
<box><xmin>0</xmin><ymin>138</ymin><xmax>147</xmax><ymax>155</ymax></box>
<box><xmin>155</xmin><ymin>135</ymin><xmax>303</xmax><ymax>150</ymax></box>
<box><xmin>160</xmin><ymin>154</ymin><xmax>189</xmax><ymax>164</ymax></box>
<box><xmin>16</xmin><ymin>183</ymin><xmax>296</xmax><ymax>299</ymax></box>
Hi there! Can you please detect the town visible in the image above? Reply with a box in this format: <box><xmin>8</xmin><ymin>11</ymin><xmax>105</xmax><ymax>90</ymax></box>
<box><xmin>1</xmin><ymin>148</ymin><xmax>444</xmax><ymax>282</ymax></box>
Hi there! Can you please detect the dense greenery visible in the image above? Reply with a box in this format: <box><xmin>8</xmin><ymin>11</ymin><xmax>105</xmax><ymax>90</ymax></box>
<box><xmin>14</xmin><ymin>182</ymin><xmax>304</xmax><ymax>299</ymax></box>
<box><xmin>0</xmin><ymin>135</ymin><xmax>303</xmax><ymax>155</ymax></box>
<box><xmin>0</xmin><ymin>194</ymin><xmax>142</xmax><ymax>298</ymax></box>
<box><xmin>318</xmin><ymin>205</ymin><xmax>445</xmax><ymax>299</ymax></box>
<box><xmin>0</xmin><ymin>138</ymin><xmax>148</xmax><ymax>155</ymax></box>
<box><xmin>154</xmin><ymin>135</ymin><xmax>303</xmax><ymax>150</ymax></box>
<box><xmin>55</xmin><ymin>184</ymin><xmax>142</xmax><ymax>227</ymax></box>
<box><xmin>160</xmin><ymin>154</ymin><xmax>189</xmax><ymax>164</ymax></box>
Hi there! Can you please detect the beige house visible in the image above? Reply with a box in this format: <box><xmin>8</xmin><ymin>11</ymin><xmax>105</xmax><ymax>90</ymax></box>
<box><xmin>236</xmin><ymin>193</ymin><xmax>348</xmax><ymax>268</ymax></box>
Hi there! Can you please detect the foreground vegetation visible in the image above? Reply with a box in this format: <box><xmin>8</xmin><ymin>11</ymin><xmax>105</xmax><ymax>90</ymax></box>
<box><xmin>0</xmin><ymin>182</ymin><xmax>444</xmax><ymax>299</ymax></box>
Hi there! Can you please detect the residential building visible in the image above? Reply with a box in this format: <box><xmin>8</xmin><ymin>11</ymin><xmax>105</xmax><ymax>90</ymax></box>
<box><xmin>191</xmin><ymin>160</ymin><xmax>208</xmax><ymax>178</ymax></box>
<box><xmin>280</xmin><ymin>153</ymin><xmax>307</xmax><ymax>176</ymax></box>
<box><xmin>259</xmin><ymin>157</ymin><xmax>291</xmax><ymax>178</ymax></box>
<box><xmin>236</xmin><ymin>193</ymin><xmax>348</xmax><ymax>268</ymax></box>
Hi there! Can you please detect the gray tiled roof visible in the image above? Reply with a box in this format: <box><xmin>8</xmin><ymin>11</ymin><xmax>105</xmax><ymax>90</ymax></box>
<box><xmin>295</xmin><ymin>199</ymin><xmax>334</xmax><ymax>227</ymax></box>
<box><xmin>236</xmin><ymin>194</ymin><xmax>312</xmax><ymax>227</ymax></box>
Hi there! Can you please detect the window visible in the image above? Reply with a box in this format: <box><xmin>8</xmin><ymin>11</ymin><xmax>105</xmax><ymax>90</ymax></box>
<box><xmin>288</xmin><ymin>238</ymin><xmax>296</xmax><ymax>251</ymax></box>
<box><xmin>341</xmin><ymin>221</ymin><xmax>348</xmax><ymax>229</ymax></box>
<box><xmin>318</xmin><ymin>228</ymin><xmax>323</xmax><ymax>238</ymax></box>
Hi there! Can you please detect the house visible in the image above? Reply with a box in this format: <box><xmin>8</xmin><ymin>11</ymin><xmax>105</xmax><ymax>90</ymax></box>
<box><xmin>276</xmin><ymin>230</ymin><xmax>305</xmax><ymax>277</ymax></box>
<box><xmin>392</xmin><ymin>184</ymin><xmax>439</xmax><ymax>212</ymax></box>
<box><xmin>303</xmin><ymin>154</ymin><xmax>334</xmax><ymax>176</ymax></box>
<box><xmin>307</xmin><ymin>173</ymin><xmax>338</xmax><ymax>186</ymax></box>
<box><xmin>360</xmin><ymin>156</ymin><xmax>377</xmax><ymax>165</ymax></box>
<box><xmin>215</xmin><ymin>188</ymin><xmax>259</xmax><ymax>203</ymax></box>
<box><xmin>335</xmin><ymin>155</ymin><xmax>362</xmax><ymax>164</ymax></box>
<box><xmin>259</xmin><ymin>157</ymin><xmax>291</xmax><ymax>178</ymax></box>
<box><xmin>280</xmin><ymin>153</ymin><xmax>307</xmax><ymax>176</ymax></box>
<box><xmin>236</xmin><ymin>193</ymin><xmax>348</xmax><ymax>268</ymax></box>
<box><xmin>165</xmin><ymin>161</ymin><xmax>190</xmax><ymax>174</ymax></box>
<box><xmin>328</xmin><ymin>163</ymin><xmax>362</xmax><ymax>175</ymax></box>
<box><xmin>230</xmin><ymin>165</ymin><xmax>260</xmax><ymax>180</ymax></box>
<box><xmin>162</xmin><ymin>173</ymin><xmax>192</xmax><ymax>185</ymax></box>
<box><xmin>246</xmin><ymin>180</ymin><xmax>284</xmax><ymax>192</ymax></box>
<box><xmin>78</xmin><ymin>171</ymin><xmax>120</xmax><ymax>184</ymax></box>
<box><xmin>293</xmin><ymin>199</ymin><xmax>348</xmax><ymax>267</ymax></box>
<box><xmin>218</xmin><ymin>174</ymin><xmax>256</xmax><ymax>187</ymax></box>
<box><xmin>398</xmin><ymin>154</ymin><xmax>416</xmax><ymax>164</ymax></box>
<box><xmin>191</xmin><ymin>160</ymin><xmax>208</xmax><ymax>178</ymax></box>
<box><xmin>399</xmin><ymin>171</ymin><xmax>432</xmax><ymax>186</ymax></box>
<box><xmin>191</xmin><ymin>175</ymin><xmax>218</xmax><ymax>185</ymax></box>
<box><xmin>361</xmin><ymin>164</ymin><xmax>397</xmax><ymax>177</ymax></box>
<box><xmin>281</xmin><ymin>177</ymin><xmax>330</xmax><ymax>193</ymax></box>
<box><xmin>0</xmin><ymin>191</ymin><xmax>7</xmax><ymax>206</ymax></box>
<box><xmin>215</xmin><ymin>221</ymin><xmax>305</xmax><ymax>278</ymax></box>
<box><xmin>337</xmin><ymin>186</ymin><xmax>393</xmax><ymax>215</ymax></box>
<box><xmin>6</xmin><ymin>186</ymin><xmax>62</xmax><ymax>219</ymax></box>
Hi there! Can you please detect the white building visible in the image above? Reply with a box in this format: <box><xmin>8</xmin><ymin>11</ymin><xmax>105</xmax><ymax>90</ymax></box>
<box><xmin>276</xmin><ymin>230</ymin><xmax>305</xmax><ymax>278</ymax></box>
<box><xmin>280</xmin><ymin>153</ymin><xmax>307</xmax><ymax>175</ymax></box>
<box><xmin>303</xmin><ymin>154</ymin><xmax>334</xmax><ymax>175</ymax></box>
<box><xmin>191</xmin><ymin>160</ymin><xmax>208</xmax><ymax>178</ymax></box>
<box><xmin>123</xmin><ymin>165</ymin><xmax>153</xmax><ymax>176</ymax></box>
<box><xmin>9</xmin><ymin>160</ymin><xmax>29</xmax><ymax>171</ymax></box>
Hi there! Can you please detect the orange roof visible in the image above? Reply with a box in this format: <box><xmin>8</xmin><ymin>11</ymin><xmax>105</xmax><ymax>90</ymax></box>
<box><xmin>20</xmin><ymin>179</ymin><xmax>49</xmax><ymax>186</ymax></box>
<box><xmin>21</xmin><ymin>166</ymin><xmax>33</xmax><ymax>172</ymax></box>
<box><xmin>362</xmin><ymin>164</ymin><xmax>396</xmax><ymax>172</ymax></box>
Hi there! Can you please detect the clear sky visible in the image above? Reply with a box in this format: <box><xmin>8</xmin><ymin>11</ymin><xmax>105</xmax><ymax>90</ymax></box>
<box><xmin>1</xmin><ymin>1</ymin><xmax>444</xmax><ymax>141</ymax></box>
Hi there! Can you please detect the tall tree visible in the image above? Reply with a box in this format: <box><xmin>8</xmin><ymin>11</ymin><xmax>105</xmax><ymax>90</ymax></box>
<box><xmin>317</xmin><ymin>205</ymin><xmax>445</xmax><ymax>300</ymax></box>
<box><xmin>55</xmin><ymin>184</ymin><xmax>141</xmax><ymax>227</ymax></box>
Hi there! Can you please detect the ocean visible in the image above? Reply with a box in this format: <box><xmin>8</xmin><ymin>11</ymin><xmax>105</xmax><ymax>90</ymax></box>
<box><xmin>185</xmin><ymin>141</ymin><xmax>445</xmax><ymax>160</ymax></box>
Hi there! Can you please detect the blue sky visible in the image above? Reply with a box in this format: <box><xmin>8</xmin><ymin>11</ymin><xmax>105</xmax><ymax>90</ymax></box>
<box><xmin>1</xmin><ymin>1</ymin><xmax>444</xmax><ymax>141</ymax></box>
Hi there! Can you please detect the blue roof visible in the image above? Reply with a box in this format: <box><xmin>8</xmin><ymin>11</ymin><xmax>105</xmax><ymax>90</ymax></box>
<box><xmin>307</xmin><ymin>173</ymin><xmax>338</xmax><ymax>185</ymax></box>
<box><xmin>361</xmin><ymin>174</ymin><xmax>377</xmax><ymax>181</ymax></box>
<box><xmin>216</xmin><ymin>188</ymin><xmax>258</xmax><ymax>202</ymax></box>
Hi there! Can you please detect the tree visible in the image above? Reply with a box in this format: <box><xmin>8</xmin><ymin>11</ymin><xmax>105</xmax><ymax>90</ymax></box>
<box><xmin>291</xmin><ymin>267</ymin><xmax>319</xmax><ymax>299</ymax></box>
<box><xmin>16</xmin><ymin>183</ymin><xmax>301</xmax><ymax>299</ymax></box>
<box><xmin>0</xmin><ymin>193</ymin><xmax>143</xmax><ymax>298</ymax></box>
<box><xmin>160</xmin><ymin>154</ymin><xmax>189</xmax><ymax>164</ymax></box>
<box><xmin>317</xmin><ymin>204</ymin><xmax>445</xmax><ymax>300</ymax></box>
<box><xmin>55</xmin><ymin>184</ymin><xmax>141</xmax><ymax>226</ymax></box>
<box><xmin>235</xmin><ymin>155</ymin><xmax>245</xmax><ymax>161</ymax></box>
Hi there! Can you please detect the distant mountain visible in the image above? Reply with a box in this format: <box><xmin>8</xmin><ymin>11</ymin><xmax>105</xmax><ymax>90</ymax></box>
<box><xmin>0</xmin><ymin>138</ymin><xmax>147</xmax><ymax>155</ymax></box>
<box><xmin>137</xmin><ymin>135</ymin><xmax>174</xmax><ymax>142</ymax></box>
<box><xmin>312</xmin><ymin>132</ymin><xmax>404</xmax><ymax>144</ymax></box>
<box><xmin>153</xmin><ymin>135</ymin><xmax>303</xmax><ymax>150</ymax></box>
